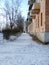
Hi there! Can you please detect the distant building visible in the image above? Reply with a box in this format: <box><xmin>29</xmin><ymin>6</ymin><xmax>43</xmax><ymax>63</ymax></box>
<box><xmin>27</xmin><ymin>0</ymin><xmax>49</xmax><ymax>43</ymax></box>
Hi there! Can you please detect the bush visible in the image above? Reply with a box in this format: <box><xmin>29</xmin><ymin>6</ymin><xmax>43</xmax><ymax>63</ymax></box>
<box><xmin>2</xmin><ymin>27</ymin><xmax>20</xmax><ymax>40</ymax></box>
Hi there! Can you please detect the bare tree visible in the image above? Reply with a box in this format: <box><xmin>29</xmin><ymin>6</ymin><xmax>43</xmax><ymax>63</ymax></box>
<box><xmin>4</xmin><ymin>0</ymin><xmax>22</xmax><ymax>29</ymax></box>
<box><xmin>17</xmin><ymin>13</ymin><xmax>24</xmax><ymax>32</ymax></box>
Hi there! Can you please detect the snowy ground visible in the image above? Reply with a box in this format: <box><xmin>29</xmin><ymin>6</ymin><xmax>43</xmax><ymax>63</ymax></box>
<box><xmin>0</xmin><ymin>33</ymin><xmax>49</xmax><ymax>65</ymax></box>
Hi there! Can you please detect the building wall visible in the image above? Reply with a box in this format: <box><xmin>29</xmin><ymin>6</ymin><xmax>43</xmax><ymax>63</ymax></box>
<box><xmin>45</xmin><ymin>0</ymin><xmax>49</xmax><ymax>32</ymax></box>
<box><xmin>35</xmin><ymin>15</ymin><xmax>39</xmax><ymax>33</ymax></box>
<box><xmin>28</xmin><ymin>0</ymin><xmax>49</xmax><ymax>42</ymax></box>
<box><xmin>32</xmin><ymin>19</ymin><xmax>36</xmax><ymax>35</ymax></box>
<box><xmin>32</xmin><ymin>0</ymin><xmax>46</xmax><ymax>33</ymax></box>
<box><xmin>38</xmin><ymin>0</ymin><xmax>49</xmax><ymax>32</ymax></box>
<box><xmin>38</xmin><ymin>0</ymin><xmax>45</xmax><ymax>32</ymax></box>
<box><xmin>36</xmin><ymin>0</ymin><xmax>49</xmax><ymax>43</ymax></box>
<box><xmin>28</xmin><ymin>21</ymin><xmax>33</xmax><ymax>35</ymax></box>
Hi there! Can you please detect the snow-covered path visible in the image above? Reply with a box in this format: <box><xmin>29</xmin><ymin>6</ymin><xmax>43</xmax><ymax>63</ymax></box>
<box><xmin>0</xmin><ymin>33</ymin><xmax>49</xmax><ymax>65</ymax></box>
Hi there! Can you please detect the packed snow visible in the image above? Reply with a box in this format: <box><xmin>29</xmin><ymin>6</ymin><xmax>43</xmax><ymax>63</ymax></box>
<box><xmin>0</xmin><ymin>33</ymin><xmax>49</xmax><ymax>65</ymax></box>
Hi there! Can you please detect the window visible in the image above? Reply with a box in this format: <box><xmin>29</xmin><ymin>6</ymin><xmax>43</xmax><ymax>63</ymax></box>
<box><xmin>41</xmin><ymin>13</ymin><xmax>42</xmax><ymax>26</ymax></box>
<box><xmin>38</xmin><ymin>16</ymin><xmax>39</xmax><ymax>27</ymax></box>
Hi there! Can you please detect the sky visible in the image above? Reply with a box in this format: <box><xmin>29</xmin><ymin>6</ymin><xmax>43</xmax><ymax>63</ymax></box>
<box><xmin>0</xmin><ymin>0</ymin><xmax>28</xmax><ymax>28</ymax></box>
<box><xmin>20</xmin><ymin>0</ymin><xmax>28</xmax><ymax>19</ymax></box>
<box><xmin>0</xmin><ymin>0</ymin><xmax>28</xmax><ymax>19</ymax></box>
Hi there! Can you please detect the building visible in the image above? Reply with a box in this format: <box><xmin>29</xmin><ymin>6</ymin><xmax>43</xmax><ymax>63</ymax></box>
<box><xmin>27</xmin><ymin>0</ymin><xmax>49</xmax><ymax>43</ymax></box>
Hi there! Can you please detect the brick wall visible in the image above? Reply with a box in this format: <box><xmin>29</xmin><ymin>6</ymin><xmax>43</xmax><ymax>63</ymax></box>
<box><xmin>45</xmin><ymin>0</ymin><xmax>49</xmax><ymax>32</ymax></box>
<box><xmin>33</xmin><ymin>0</ymin><xmax>46</xmax><ymax>33</ymax></box>
<box><xmin>38</xmin><ymin>0</ymin><xmax>46</xmax><ymax>32</ymax></box>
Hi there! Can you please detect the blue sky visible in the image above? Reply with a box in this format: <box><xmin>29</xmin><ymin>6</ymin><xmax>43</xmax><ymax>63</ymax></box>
<box><xmin>0</xmin><ymin>0</ymin><xmax>28</xmax><ymax>19</ymax></box>
<box><xmin>20</xmin><ymin>0</ymin><xmax>28</xmax><ymax>19</ymax></box>
<box><xmin>0</xmin><ymin>0</ymin><xmax>29</xmax><ymax>23</ymax></box>
<box><xmin>0</xmin><ymin>0</ymin><xmax>28</xmax><ymax>28</ymax></box>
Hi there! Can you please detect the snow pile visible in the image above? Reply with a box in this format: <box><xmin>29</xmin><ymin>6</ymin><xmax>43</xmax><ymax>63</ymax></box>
<box><xmin>10</xmin><ymin>35</ymin><xmax>17</xmax><ymax>41</ymax></box>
